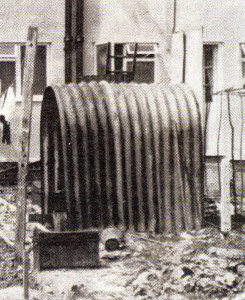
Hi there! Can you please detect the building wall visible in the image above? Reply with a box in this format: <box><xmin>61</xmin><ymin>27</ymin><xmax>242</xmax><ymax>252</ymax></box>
<box><xmin>1</xmin><ymin>0</ymin><xmax>245</xmax><ymax>165</ymax></box>
<box><xmin>83</xmin><ymin>0</ymin><xmax>172</xmax><ymax>83</ymax></box>
<box><xmin>0</xmin><ymin>0</ymin><xmax>65</xmax><ymax>162</ymax></box>
<box><xmin>164</xmin><ymin>0</ymin><xmax>245</xmax><ymax>160</ymax></box>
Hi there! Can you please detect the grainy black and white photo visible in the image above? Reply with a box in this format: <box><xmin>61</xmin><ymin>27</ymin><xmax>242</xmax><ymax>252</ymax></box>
<box><xmin>0</xmin><ymin>1</ymin><xmax>244</xmax><ymax>299</ymax></box>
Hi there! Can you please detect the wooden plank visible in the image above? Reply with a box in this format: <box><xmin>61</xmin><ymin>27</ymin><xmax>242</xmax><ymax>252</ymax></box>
<box><xmin>23</xmin><ymin>250</ymin><xmax>29</xmax><ymax>299</ymax></box>
<box><xmin>220</xmin><ymin>158</ymin><xmax>231</xmax><ymax>233</ymax></box>
<box><xmin>185</xmin><ymin>30</ymin><xmax>203</xmax><ymax>116</ymax></box>
<box><xmin>171</xmin><ymin>32</ymin><xmax>185</xmax><ymax>83</ymax></box>
<box><xmin>15</xmin><ymin>27</ymin><xmax>38</xmax><ymax>258</ymax></box>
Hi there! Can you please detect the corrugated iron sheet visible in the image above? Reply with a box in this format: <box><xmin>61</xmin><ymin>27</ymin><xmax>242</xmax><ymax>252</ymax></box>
<box><xmin>40</xmin><ymin>82</ymin><xmax>203</xmax><ymax>233</ymax></box>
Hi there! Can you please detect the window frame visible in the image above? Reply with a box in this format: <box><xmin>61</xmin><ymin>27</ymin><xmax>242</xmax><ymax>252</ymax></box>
<box><xmin>203</xmin><ymin>42</ymin><xmax>223</xmax><ymax>102</ymax></box>
<box><xmin>95</xmin><ymin>42</ymin><xmax>158</xmax><ymax>83</ymax></box>
<box><xmin>0</xmin><ymin>42</ymin><xmax>51</xmax><ymax>102</ymax></box>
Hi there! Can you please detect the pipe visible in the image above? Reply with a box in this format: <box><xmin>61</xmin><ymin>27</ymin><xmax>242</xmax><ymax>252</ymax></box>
<box><xmin>64</xmin><ymin>0</ymin><xmax>73</xmax><ymax>83</ymax></box>
<box><xmin>75</xmin><ymin>0</ymin><xmax>84</xmax><ymax>82</ymax></box>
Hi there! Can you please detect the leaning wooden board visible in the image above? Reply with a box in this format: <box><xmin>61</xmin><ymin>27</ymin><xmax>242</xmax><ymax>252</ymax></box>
<box><xmin>15</xmin><ymin>27</ymin><xmax>38</xmax><ymax>258</ymax></box>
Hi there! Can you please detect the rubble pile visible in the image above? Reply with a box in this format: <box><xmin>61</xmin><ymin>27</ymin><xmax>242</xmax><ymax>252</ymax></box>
<box><xmin>0</xmin><ymin>186</ymin><xmax>245</xmax><ymax>299</ymax></box>
<box><xmin>123</xmin><ymin>229</ymin><xmax>245</xmax><ymax>299</ymax></box>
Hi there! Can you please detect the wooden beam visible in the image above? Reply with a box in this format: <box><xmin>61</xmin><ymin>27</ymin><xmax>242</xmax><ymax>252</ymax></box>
<box><xmin>220</xmin><ymin>158</ymin><xmax>231</xmax><ymax>233</ymax></box>
<box><xmin>15</xmin><ymin>26</ymin><xmax>38</xmax><ymax>257</ymax></box>
<box><xmin>14</xmin><ymin>27</ymin><xmax>38</xmax><ymax>300</ymax></box>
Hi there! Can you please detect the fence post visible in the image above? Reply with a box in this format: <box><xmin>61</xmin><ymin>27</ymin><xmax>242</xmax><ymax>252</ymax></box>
<box><xmin>220</xmin><ymin>157</ymin><xmax>231</xmax><ymax>233</ymax></box>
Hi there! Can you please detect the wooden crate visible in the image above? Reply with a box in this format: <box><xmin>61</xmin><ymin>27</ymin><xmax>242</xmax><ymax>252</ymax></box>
<box><xmin>33</xmin><ymin>230</ymin><xmax>100</xmax><ymax>270</ymax></box>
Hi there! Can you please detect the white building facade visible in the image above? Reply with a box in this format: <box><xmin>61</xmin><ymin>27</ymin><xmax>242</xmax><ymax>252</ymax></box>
<box><xmin>1</xmin><ymin>0</ymin><xmax>245</xmax><ymax>200</ymax></box>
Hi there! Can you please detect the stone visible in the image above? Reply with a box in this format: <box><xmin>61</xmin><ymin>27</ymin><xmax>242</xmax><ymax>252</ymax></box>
<box><xmin>197</xmin><ymin>253</ymin><xmax>210</xmax><ymax>262</ymax></box>
<box><xmin>101</xmin><ymin>249</ymin><xmax>131</xmax><ymax>260</ymax></box>
<box><xmin>180</xmin><ymin>232</ymin><xmax>193</xmax><ymax>240</ymax></box>
<box><xmin>171</xmin><ymin>266</ymin><xmax>194</xmax><ymax>281</ymax></box>
<box><xmin>134</xmin><ymin>286</ymin><xmax>147</xmax><ymax>296</ymax></box>
<box><xmin>237</xmin><ymin>264</ymin><xmax>245</xmax><ymax>275</ymax></box>
<box><xmin>171</xmin><ymin>267</ymin><xmax>185</xmax><ymax>280</ymax></box>
<box><xmin>215</xmin><ymin>272</ymin><xmax>237</xmax><ymax>287</ymax></box>
<box><xmin>208</xmin><ymin>247</ymin><xmax>245</xmax><ymax>259</ymax></box>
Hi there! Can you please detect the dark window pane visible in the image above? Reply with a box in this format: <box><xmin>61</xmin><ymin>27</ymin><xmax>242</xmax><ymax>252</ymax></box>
<box><xmin>114</xmin><ymin>43</ymin><xmax>123</xmax><ymax>71</ymax></box>
<box><xmin>127</xmin><ymin>61</ymin><xmax>154</xmax><ymax>83</ymax></box>
<box><xmin>96</xmin><ymin>43</ymin><xmax>110</xmax><ymax>75</ymax></box>
<box><xmin>242</xmin><ymin>62</ymin><xmax>245</xmax><ymax>78</ymax></box>
<box><xmin>203</xmin><ymin>45</ymin><xmax>217</xmax><ymax>102</ymax></box>
<box><xmin>204</xmin><ymin>46</ymin><xmax>214</xmax><ymax>68</ymax></box>
<box><xmin>21</xmin><ymin>45</ymin><xmax>46</xmax><ymax>95</ymax></box>
<box><xmin>0</xmin><ymin>61</ymin><xmax>15</xmax><ymax>95</ymax></box>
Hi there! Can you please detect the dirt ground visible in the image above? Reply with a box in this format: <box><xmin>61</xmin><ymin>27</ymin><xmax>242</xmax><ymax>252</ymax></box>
<box><xmin>0</xmin><ymin>186</ymin><xmax>245</xmax><ymax>299</ymax></box>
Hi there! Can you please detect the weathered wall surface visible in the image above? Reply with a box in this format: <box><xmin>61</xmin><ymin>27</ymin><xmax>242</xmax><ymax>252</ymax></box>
<box><xmin>201</xmin><ymin>0</ymin><xmax>245</xmax><ymax>159</ymax></box>
<box><xmin>0</xmin><ymin>0</ymin><xmax>65</xmax><ymax>162</ymax></box>
<box><xmin>2</xmin><ymin>0</ymin><xmax>245</xmax><ymax>164</ymax></box>
<box><xmin>172</xmin><ymin>0</ymin><xmax>245</xmax><ymax>160</ymax></box>
<box><xmin>83</xmin><ymin>0</ymin><xmax>172</xmax><ymax>83</ymax></box>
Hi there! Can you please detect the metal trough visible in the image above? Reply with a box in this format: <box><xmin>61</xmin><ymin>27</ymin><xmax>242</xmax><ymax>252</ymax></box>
<box><xmin>40</xmin><ymin>82</ymin><xmax>203</xmax><ymax>233</ymax></box>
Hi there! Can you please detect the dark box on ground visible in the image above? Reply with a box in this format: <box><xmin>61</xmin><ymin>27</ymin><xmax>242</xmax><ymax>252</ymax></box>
<box><xmin>33</xmin><ymin>230</ymin><xmax>100</xmax><ymax>270</ymax></box>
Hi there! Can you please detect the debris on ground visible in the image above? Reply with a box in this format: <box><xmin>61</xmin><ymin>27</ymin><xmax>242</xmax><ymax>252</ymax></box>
<box><xmin>0</xmin><ymin>186</ymin><xmax>245</xmax><ymax>299</ymax></box>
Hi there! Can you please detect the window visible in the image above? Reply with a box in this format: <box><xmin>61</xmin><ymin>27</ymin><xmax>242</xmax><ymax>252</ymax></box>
<box><xmin>240</xmin><ymin>43</ymin><xmax>245</xmax><ymax>79</ymax></box>
<box><xmin>96</xmin><ymin>43</ymin><xmax>157</xmax><ymax>83</ymax></box>
<box><xmin>0</xmin><ymin>43</ymin><xmax>48</xmax><ymax>97</ymax></box>
<box><xmin>203</xmin><ymin>44</ymin><xmax>218</xmax><ymax>102</ymax></box>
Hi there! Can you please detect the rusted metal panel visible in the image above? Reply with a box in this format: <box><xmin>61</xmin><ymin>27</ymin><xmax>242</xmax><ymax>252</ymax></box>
<box><xmin>40</xmin><ymin>82</ymin><xmax>203</xmax><ymax>233</ymax></box>
<box><xmin>120</xmin><ymin>84</ymin><xmax>145</xmax><ymax>231</ymax></box>
<box><xmin>33</xmin><ymin>230</ymin><xmax>100</xmax><ymax>270</ymax></box>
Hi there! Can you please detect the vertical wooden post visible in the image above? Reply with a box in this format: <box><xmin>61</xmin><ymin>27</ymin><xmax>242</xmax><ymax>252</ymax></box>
<box><xmin>220</xmin><ymin>157</ymin><xmax>231</xmax><ymax>233</ymax></box>
<box><xmin>14</xmin><ymin>27</ymin><xmax>38</xmax><ymax>300</ymax></box>
<box><xmin>23</xmin><ymin>250</ymin><xmax>29</xmax><ymax>299</ymax></box>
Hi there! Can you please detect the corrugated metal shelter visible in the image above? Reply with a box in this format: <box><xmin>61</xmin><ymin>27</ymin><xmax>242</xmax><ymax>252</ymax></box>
<box><xmin>40</xmin><ymin>82</ymin><xmax>203</xmax><ymax>233</ymax></box>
